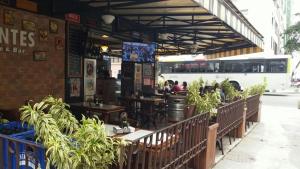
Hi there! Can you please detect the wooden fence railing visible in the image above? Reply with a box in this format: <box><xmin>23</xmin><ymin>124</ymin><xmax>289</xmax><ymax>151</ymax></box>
<box><xmin>216</xmin><ymin>99</ymin><xmax>244</xmax><ymax>154</ymax></box>
<box><xmin>246</xmin><ymin>94</ymin><xmax>260</xmax><ymax>120</ymax></box>
<box><xmin>121</xmin><ymin>113</ymin><xmax>209</xmax><ymax>169</ymax></box>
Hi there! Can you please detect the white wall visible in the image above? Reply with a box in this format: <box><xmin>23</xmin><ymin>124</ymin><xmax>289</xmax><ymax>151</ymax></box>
<box><xmin>231</xmin><ymin>0</ymin><xmax>286</xmax><ymax>54</ymax></box>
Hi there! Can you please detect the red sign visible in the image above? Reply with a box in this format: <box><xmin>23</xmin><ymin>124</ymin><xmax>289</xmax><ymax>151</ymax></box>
<box><xmin>65</xmin><ymin>13</ymin><xmax>80</xmax><ymax>23</ymax></box>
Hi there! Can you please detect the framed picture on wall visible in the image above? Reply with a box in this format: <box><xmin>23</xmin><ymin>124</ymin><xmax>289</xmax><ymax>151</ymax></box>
<box><xmin>39</xmin><ymin>29</ymin><xmax>48</xmax><ymax>41</ymax></box>
<box><xmin>33</xmin><ymin>51</ymin><xmax>48</xmax><ymax>61</ymax></box>
<box><xmin>84</xmin><ymin>59</ymin><xmax>96</xmax><ymax>101</ymax></box>
<box><xmin>49</xmin><ymin>20</ymin><xmax>58</xmax><ymax>33</ymax></box>
<box><xmin>3</xmin><ymin>10</ymin><xmax>14</xmax><ymax>25</ymax></box>
<box><xmin>55</xmin><ymin>37</ymin><xmax>65</xmax><ymax>50</ymax></box>
<box><xmin>70</xmin><ymin>78</ymin><xmax>81</xmax><ymax>97</ymax></box>
<box><xmin>22</xmin><ymin>20</ymin><xmax>36</xmax><ymax>31</ymax></box>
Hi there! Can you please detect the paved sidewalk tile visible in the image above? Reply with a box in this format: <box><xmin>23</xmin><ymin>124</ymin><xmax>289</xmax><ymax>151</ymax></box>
<box><xmin>213</xmin><ymin>105</ymin><xmax>300</xmax><ymax>169</ymax></box>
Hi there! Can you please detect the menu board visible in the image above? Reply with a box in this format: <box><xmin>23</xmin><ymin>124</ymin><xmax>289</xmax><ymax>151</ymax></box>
<box><xmin>67</xmin><ymin>24</ymin><xmax>85</xmax><ymax>77</ymax></box>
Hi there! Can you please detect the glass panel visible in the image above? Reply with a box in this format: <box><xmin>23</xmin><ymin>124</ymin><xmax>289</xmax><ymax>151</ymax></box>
<box><xmin>265</xmin><ymin>59</ymin><xmax>287</xmax><ymax>73</ymax></box>
<box><xmin>190</xmin><ymin>62</ymin><xmax>200</xmax><ymax>72</ymax></box>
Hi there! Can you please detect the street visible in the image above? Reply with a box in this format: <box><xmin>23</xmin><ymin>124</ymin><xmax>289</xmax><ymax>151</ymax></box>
<box><xmin>213</xmin><ymin>94</ymin><xmax>300</xmax><ymax>169</ymax></box>
<box><xmin>262</xmin><ymin>94</ymin><xmax>300</xmax><ymax>108</ymax></box>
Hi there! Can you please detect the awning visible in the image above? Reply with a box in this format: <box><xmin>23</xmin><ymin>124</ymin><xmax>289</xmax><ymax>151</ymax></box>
<box><xmin>46</xmin><ymin>0</ymin><xmax>264</xmax><ymax>55</ymax></box>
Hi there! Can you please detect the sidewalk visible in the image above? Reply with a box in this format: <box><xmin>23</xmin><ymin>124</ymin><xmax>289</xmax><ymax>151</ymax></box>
<box><xmin>213</xmin><ymin>105</ymin><xmax>300</xmax><ymax>169</ymax></box>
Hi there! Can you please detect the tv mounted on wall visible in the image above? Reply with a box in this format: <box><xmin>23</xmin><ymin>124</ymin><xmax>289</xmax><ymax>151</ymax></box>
<box><xmin>122</xmin><ymin>42</ymin><xmax>156</xmax><ymax>63</ymax></box>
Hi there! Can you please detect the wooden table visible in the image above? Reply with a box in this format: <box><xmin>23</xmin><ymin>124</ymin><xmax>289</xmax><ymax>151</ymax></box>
<box><xmin>70</xmin><ymin>102</ymin><xmax>125</xmax><ymax>123</ymax></box>
<box><xmin>120</xmin><ymin>97</ymin><xmax>165</xmax><ymax>128</ymax></box>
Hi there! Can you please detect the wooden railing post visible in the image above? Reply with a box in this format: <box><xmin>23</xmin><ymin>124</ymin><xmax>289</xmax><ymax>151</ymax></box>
<box><xmin>250</xmin><ymin>100</ymin><xmax>262</xmax><ymax>122</ymax></box>
<box><xmin>237</xmin><ymin>105</ymin><xmax>246</xmax><ymax>138</ymax></box>
<box><xmin>194</xmin><ymin>123</ymin><xmax>219</xmax><ymax>169</ymax></box>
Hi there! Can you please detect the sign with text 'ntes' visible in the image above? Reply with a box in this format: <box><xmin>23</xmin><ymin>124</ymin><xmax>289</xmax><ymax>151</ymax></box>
<box><xmin>0</xmin><ymin>25</ymin><xmax>35</xmax><ymax>54</ymax></box>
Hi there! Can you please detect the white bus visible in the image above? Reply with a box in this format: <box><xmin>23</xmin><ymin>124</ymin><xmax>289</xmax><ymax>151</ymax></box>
<box><xmin>158</xmin><ymin>52</ymin><xmax>292</xmax><ymax>92</ymax></box>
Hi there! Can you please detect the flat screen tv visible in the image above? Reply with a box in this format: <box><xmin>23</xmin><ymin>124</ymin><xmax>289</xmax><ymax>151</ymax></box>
<box><xmin>122</xmin><ymin>42</ymin><xmax>156</xmax><ymax>63</ymax></box>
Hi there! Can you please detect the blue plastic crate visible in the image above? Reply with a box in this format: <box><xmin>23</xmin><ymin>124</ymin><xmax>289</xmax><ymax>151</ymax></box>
<box><xmin>0</xmin><ymin>121</ymin><xmax>32</xmax><ymax>136</ymax></box>
<box><xmin>12</xmin><ymin>130</ymin><xmax>46</xmax><ymax>169</ymax></box>
<box><xmin>0</xmin><ymin>121</ymin><xmax>34</xmax><ymax>169</ymax></box>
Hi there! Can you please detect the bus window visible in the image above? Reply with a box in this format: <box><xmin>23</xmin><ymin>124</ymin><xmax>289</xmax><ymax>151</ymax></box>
<box><xmin>250</xmin><ymin>61</ymin><xmax>265</xmax><ymax>73</ymax></box>
<box><xmin>224</xmin><ymin>62</ymin><xmax>233</xmax><ymax>72</ymax></box>
<box><xmin>266</xmin><ymin>59</ymin><xmax>287</xmax><ymax>73</ymax></box>
<box><xmin>199</xmin><ymin>62</ymin><xmax>207</xmax><ymax>72</ymax></box>
<box><xmin>190</xmin><ymin>63</ymin><xmax>199</xmax><ymax>72</ymax></box>
<box><xmin>215</xmin><ymin>62</ymin><xmax>220</xmax><ymax>72</ymax></box>
<box><xmin>232</xmin><ymin>62</ymin><xmax>243</xmax><ymax>72</ymax></box>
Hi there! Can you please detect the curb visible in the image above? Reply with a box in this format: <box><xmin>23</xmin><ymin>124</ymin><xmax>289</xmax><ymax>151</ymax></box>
<box><xmin>263</xmin><ymin>93</ymin><xmax>288</xmax><ymax>96</ymax></box>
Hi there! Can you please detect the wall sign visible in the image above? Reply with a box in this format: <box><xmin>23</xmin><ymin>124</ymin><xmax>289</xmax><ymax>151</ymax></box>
<box><xmin>49</xmin><ymin>20</ymin><xmax>58</xmax><ymax>33</ymax></box>
<box><xmin>55</xmin><ymin>37</ymin><xmax>64</xmax><ymax>50</ymax></box>
<box><xmin>33</xmin><ymin>51</ymin><xmax>47</xmax><ymax>61</ymax></box>
<box><xmin>3</xmin><ymin>10</ymin><xmax>14</xmax><ymax>25</ymax></box>
<box><xmin>0</xmin><ymin>25</ymin><xmax>35</xmax><ymax>54</ymax></box>
<box><xmin>39</xmin><ymin>29</ymin><xmax>48</xmax><ymax>41</ymax></box>
<box><xmin>65</xmin><ymin>13</ymin><xmax>80</xmax><ymax>24</ymax></box>
<box><xmin>22</xmin><ymin>20</ymin><xmax>36</xmax><ymax>31</ymax></box>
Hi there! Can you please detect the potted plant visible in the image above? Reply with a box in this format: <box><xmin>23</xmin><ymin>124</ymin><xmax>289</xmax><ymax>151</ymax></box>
<box><xmin>221</xmin><ymin>79</ymin><xmax>241</xmax><ymax>103</ymax></box>
<box><xmin>20</xmin><ymin>96</ymin><xmax>126</xmax><ymax>169</ymax></box>
<box><xmin>185</xmin><ymin>79</ymin><xmax>204</xmax><ymax>118</ymax></box>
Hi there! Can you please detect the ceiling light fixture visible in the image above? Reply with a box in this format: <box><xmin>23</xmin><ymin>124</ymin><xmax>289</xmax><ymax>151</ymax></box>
<box><xmin>101</xmin><ymin>34</ymin><xmax>109</xmax><ymax>38</ymax></box>
<box><xmin>100</xmin><ymin>45</ymin><xmax>109</xmax><ymax>53</ymax></box>
<box><xmin>101</xmin><ymin>0</ymin><xmax>115</xmax><ymax>25</ymax></box>
<box><xmin>101</xmin><ymin>14</ymin><xmax>115</xmax><ymax>25</ymax></box>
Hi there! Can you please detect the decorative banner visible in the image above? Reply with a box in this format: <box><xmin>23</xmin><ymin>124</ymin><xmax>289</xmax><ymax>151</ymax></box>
<box><xmin>70</xmin><ymin>78</ymin><xmax>81</xmax><ymax>97</ymax></box>
<box><xmin>84</xmin><ymin>59</ymin><xmax>96</xmax><ymax>101</ymax></box>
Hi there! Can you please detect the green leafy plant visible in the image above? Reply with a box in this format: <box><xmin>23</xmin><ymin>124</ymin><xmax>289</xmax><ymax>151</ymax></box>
<box><xmin>20</xmin><ymin>96</ymin><xmax>125</xmax><ymax>169</ymax></box>
<box><xmin>221</xmin><ymin>79</ymin><xmax>241</xmax><ymax>102</ymax></box>
<box><xmin>283</xmin><ymin>21</ymin><xmax>300</xmax><ymax>54</ymax></box>
<box><xmin>0</xmin><ymin>112</ymin><xmax>9</xmax><ymax>124</ymax></box>
<box><xmin>248</xmin><ymin>79</ymin><xmax>267</xmax><ymax>96</ymax></box>
<box><xmin>195</xmin><ymin>91</ymin><xmax>221</xmax><ymax>117</ymax></box>
<box><xmin>241</xmin><ymin>88</ymin><xmax>249</xmax><ymax>100</ymax></box>
<box><xmin>186</xmin><ymin>78</ymin><xmax>221</xmax><ymax>116</ymax></box>
<box><xmin>186</xmin><ymin>80</ymin><xmax>201</xmax><ymax>106</ymax></box>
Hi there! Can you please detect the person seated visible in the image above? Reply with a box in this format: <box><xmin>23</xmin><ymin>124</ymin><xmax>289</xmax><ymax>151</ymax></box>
<box><xmin>182</xmin><ymin>81</ymin><xmax>188</xmax><ymax>91</ymax></box>
<box><xmin>163</xmin><ymin>81</ymin><xmax>171</xmax><ymax>93</ymax></box>
<box><xmin>171</xmin><ymin>81</ymin><xmax>182</xmax><ymax>93</ymax></box>
<box><xmin>214</xmin><ymin>83</ymin><xmax>225</xmax><ymax>102</ymax></box>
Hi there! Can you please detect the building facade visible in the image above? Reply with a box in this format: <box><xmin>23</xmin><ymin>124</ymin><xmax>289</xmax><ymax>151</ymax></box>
<box><xmin>231</xmin><ymin>0</ymin><xmax>290</xmax><ymax>55</ymax></box>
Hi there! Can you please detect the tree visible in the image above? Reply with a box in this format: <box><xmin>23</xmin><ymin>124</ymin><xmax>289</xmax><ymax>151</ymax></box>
<box><xmin>283</xmin><ymin>21</ymin><xmax>300</xmax><ymax>54</ymax></box>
